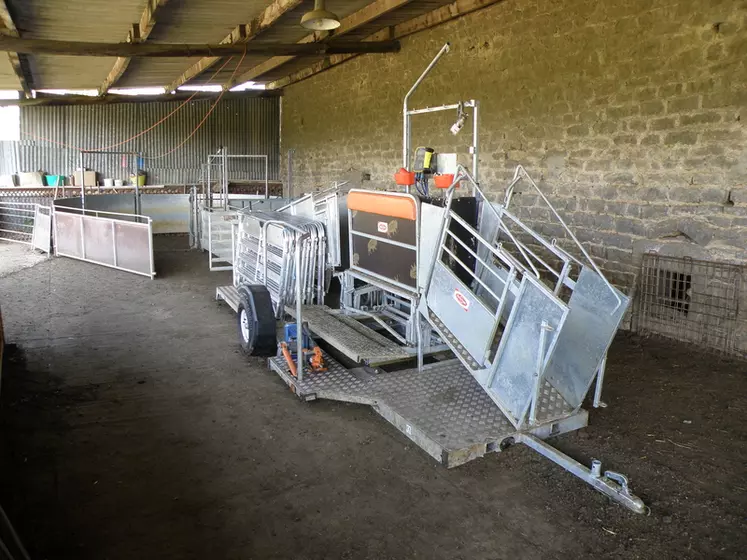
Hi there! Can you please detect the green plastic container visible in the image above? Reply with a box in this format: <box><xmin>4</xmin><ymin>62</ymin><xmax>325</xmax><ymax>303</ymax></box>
<box><xmin>44</xmin><ymin>175</ymin><xmax>64</xmax><ymax>187</ymax></box>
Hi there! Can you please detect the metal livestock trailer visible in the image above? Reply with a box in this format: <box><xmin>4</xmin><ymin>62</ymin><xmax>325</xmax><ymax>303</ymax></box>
<box><xmin>215</xmin><ymin>44</ymin><xmax>647</xmax><ymax>514</ymax></box>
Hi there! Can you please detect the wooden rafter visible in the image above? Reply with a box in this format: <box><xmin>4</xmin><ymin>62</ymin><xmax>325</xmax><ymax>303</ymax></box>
<box><xmin>0</xmin><ymin>36</ymin><xmax>400</xmax><ymax>58</ymax></box>
<box><xmin>0</xmin><ymin>0</ymin><xmax>30</xmax><ymax>97</ymax></box>
<box><xmin>99</xmin><ymin>0</ymin><xmax>171</xmax><ymax>95</ymax></box>
<box><xmin>269</xmin><ymin>0</ymin><xmax>506</xmax><ymax>89</ymax></box>
<box><xmin>225</xmin><ymin>0</ymin><xmax>414</xmax><ymax>90</ymax></box>
<box><xmin>165</xmin><ymin>0</ymin><xmax>304</xmax><ymax>93</ymax></box>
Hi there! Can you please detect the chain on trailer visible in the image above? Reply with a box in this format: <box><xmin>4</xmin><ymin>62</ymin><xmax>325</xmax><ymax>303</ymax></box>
<box><xmin>215</xmin><ymin>43</ymin><xmax>648</xmax><ymax>515</ymax></box>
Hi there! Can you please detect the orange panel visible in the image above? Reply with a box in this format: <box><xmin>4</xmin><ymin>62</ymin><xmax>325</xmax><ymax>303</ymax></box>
<box><xmin>347</xmin><ymin>191</ymin><xmax>417</xmax><ymax>221</ymax></box>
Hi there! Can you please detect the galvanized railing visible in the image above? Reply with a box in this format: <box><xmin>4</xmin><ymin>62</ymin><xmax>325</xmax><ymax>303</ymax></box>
<box><xmin>0</xmin><ymin>202</ymin><xmax>37</xmax><ymax>245</ymax></box>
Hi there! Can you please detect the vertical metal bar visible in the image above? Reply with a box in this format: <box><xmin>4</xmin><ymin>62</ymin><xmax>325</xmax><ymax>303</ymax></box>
<box><xmin>79</xmin><ymin>214</ymin><xmax>86</xmax><ymax>259</ymax></box>
<box><xmin>148</xmin><ymin>218</ymin><xmax>155</xmax><ymax>278</ymax></box>
<box><xmin>232</xmin><ymin>222</ymin><xmax>238</xmax><ymax>287</ymax></box>
<box><xmin>52</xmin><ymin>206</ymin><xmax>58</xmax><ymax>256</ymax></box>
<box><xmin>80</xmin><ymin>151</ymin><xmax>86</xmax><ymax>210</ymax></box>
<box><xmin>416</xmin><ymin>313</ymin><xmax>425</xmax><ymax>372</ymax></box>
<box><xmin>529</xmin><ymin>321</ymin><xmax>552</xmax><ymax>425</ymax></box>
<box><xmin>207</xmin><ymin>211</ymin><xmax>213</xmax><ymax>270</ymax></box>
<box><xmin>222</xmin><ymin>148</ymin><xmax>228</xmax><ymax>210</ymax></box>
<box><xmin>295</xmin><ymin>235</ymin><xmax>304</xmax><ymax>383</ymax></box>
<box><xmin>230</xmin><ymin>218</ymin><xmax>236</xmax><ymax>270</ymax></box>
<box><xmin>593</xmin><ymin>356</ymin><xmax>607</xmax><ymax>408</ymax></box>
<box><xmin>111</xmin><ymin>220</ymin><xmax>118</xmax><ymax>267</ymax></box>
<box><xmin>472</xmin><ymin>99</ymin><xmax>479</xmax><ymax>192</ymax></box>
<box><xmin>555</xmin><ymin>260</ymin><xmax>571</xmax><ymax>295</ymax></box>
<box><xmin>264</xmin><ymin>154</ymin><xmax>269</xmax><ymax>200</ymax></box>
<box><xmin>207</xmin><ymin>158</ymin><xmax>212</xmax><ymax>209</ymax></box>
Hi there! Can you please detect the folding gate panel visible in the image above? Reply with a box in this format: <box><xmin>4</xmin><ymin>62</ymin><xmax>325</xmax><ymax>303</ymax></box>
<box><xmin>54</xmin><ymin>210</ymin><xmax>154</xmax><ymax>278</ymax></box>
<box><xmin>488</xmin><ymin>276</ymin><xmax>569</xmax><ymax>426</ymax></box>
<box><xmin>32</xmin><ymin>205</ymin><xmax>52</xmax><ymax>253</ymax></box>
<box><xmin>543</xmin><ymin>266</ymin><xmax>629</xmax><ymax>409</ymax></box>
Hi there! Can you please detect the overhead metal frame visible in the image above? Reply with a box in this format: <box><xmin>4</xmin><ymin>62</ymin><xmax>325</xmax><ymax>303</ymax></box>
<box><xmin>403</xmin><ymin>42</ymin><xmax>479</xmax><ymax>193</ymax></box>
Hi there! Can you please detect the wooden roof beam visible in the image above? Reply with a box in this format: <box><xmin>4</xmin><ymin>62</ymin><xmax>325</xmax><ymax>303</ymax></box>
<box><xmin>0</xmin><ymin>37</ymin><xmax>400</xmax><ymax>58</ymax></box>
<box><xmin>0</xmin><ymin>0</ymin><xmax>31</xmax><ymax>98</ymax></box>
<box><xmin>225</xmin><ymin>0</ymin><xmax>414</xmax><ymax>90</ymax></box>
<box><xmin>165</xmin><ymin>0</ymin><xmax>304</xmax><ymax>93</ymax></box>
<box><xmin>99</xmin><ymin>0</ymin><xmax>171</xmax><ymax>96</ymax></box>
<box><xmin>268</xmin><ymin>0</ymin><xmax>505</xmax><ymax>90</ymax></box>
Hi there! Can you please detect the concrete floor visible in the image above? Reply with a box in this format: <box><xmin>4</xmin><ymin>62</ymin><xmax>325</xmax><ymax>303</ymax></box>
<box><xmin>0</xmin><ymin>241</ymin><xmax>48</xmax><ymax>278</ymax></box>
<box><xmin>0</xmin><ymin>236</ymin><xmax>744</xmax><ymax>559</ymax></box>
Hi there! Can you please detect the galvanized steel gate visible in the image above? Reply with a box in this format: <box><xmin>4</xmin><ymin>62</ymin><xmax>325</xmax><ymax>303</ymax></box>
<box><xmin>53</xmin><ymin>206</ymin><xmax>155</xmax><ymax>278</ymax></box>
<box><xmin>0</xmin><ymin>201</ymin><xmax>52</xmax><ymax>252</ymax></box>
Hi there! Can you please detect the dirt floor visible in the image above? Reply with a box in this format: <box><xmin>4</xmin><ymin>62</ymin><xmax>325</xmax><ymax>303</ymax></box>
<box><xmin>0</xmin><ymin>241</ymin><xmax>48</xmax><ymax>278</ymax></box>
<box><xmin>0</xmin><ymin>236</ymin><xmax>744</xmax><ymax>560</ymax></box>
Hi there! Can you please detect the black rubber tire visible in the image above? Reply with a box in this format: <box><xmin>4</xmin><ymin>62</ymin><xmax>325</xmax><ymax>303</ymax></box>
<box><xmin>237</xmin><ymin>284</ymin><xmax>277</xmax><ymax>357</ymax></box>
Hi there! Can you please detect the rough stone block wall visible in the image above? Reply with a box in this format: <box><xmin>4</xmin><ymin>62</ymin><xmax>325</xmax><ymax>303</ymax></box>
<box><xmin>281</xmin><ymin>0</ymin><xmax>747</xmax><ymax>296</ymax></box>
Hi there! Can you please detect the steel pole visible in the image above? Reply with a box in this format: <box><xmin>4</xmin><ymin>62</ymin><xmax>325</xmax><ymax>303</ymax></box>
<box><xmin>403</xmin><ymin>42</ymin><xmax>450</xmax><ymax>173</ymax></box>
<box><xmin>295</xmin><ymin>235</ymin><xmax>305</xmax><ymax>383</ymax></box>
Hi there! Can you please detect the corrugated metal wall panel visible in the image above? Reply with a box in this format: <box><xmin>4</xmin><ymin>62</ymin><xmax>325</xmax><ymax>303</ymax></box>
<box><xmin>0</xmin><ymin>141</ymin><xmax>20</xmax><ymax>177</ymax></box>
<box><xmin>3</xmin><ymin>97</ymin><xmax>279</xmax><ymax>185</ymax></box>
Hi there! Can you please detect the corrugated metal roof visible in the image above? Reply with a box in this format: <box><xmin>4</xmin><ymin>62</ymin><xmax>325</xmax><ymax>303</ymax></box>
<box><xmin>9</xmin><ymin>0</ymin><xmax>145</xmax><ymax>89</ymax></box>
<box><xmin>1</xmin><ymin>0</ymin><xmax>467</xmax><ymax>92</ymax></box>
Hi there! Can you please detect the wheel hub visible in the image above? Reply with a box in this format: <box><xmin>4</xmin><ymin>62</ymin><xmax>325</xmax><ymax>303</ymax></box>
<box><xmin>240</xmin><ymin>309</ymin><xmax>250</xmax><ymax>341</ymax></box>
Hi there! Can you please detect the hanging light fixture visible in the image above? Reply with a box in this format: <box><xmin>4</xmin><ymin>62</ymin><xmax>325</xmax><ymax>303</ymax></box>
<box><xmin>300</xmin><ymin>0</ymin><xmax>341</xmax><ymax>31</ymax></box>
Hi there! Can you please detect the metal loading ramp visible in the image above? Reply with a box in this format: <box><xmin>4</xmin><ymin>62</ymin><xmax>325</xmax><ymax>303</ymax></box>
<box><xmin>268</xmin><ymin>352</ymin><xmax>587</xmax><ymax>468</ymax></box>
<box><xmin>289</xmin><ymin>306</ymin><xmax>412</xmax><ymax>366</ymax></box>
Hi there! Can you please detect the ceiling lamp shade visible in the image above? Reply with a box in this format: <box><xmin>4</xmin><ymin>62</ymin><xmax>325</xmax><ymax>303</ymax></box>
<box><xmin>300</xmin><ymin>0</ymin><xmax>341</xmax><ymax>31</ymax></box>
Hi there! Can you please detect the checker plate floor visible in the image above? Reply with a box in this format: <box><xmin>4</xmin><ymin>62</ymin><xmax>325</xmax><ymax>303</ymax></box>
<box><xmin>269</xmin><ymin>353</ymin><xmax>577</xmax><ymax>461</ymax></box>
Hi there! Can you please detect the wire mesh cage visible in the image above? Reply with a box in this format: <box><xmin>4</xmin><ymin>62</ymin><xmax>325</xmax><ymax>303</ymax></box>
<box><xmin>634</xmin><ymin>252</ymin><xmax>743</xmax><ymax>357</ymax></box>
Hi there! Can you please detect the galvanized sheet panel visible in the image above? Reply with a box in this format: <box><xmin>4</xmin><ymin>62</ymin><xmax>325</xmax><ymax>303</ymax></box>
<box><xmin>82</xmin><ymin>217</ymin><xmax>116</xmax><ymax>265</ymax></box>
<box><xmin>113</xmin><ymin>221</ymin><xmax>152</xmax><ymax>275</ymax></box>
<box><xmin>489</xmin><ymin>277</ymin><xmax>568</xmax><ymax>426</ymax></box>
<box><xmin>13</xmin><ymin>97</ymin><xmax>279</xmax><ymax>185</ymax></box>
<box><xmin>428</xmin><ymin>261</ymin><xmax>496</xmax><ymax>364</ymax></box>
<box><xmin>139</xmin><ymin>194</ymin><xmax>191</xmax><ymax>234</ymax></box>
<box><xmin>543</xmin><ymin>267</ymin><xmax>629</xmax><ymax>409</ymax></box>
<box><xmin>54</xmin><ymin>211</ymin><xmax>83</xmax><ymax>257</ymax></box>
<box><xmin>32</xmin><ymin>205</ymin><xmax>52</xmax><ymax>253</ymax></box>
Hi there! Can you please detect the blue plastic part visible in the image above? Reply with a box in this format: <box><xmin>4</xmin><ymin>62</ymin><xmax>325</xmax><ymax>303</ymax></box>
<box><xmin>284</xmin><ymin>323</ymin><xmax>311</xmax><ymax>350</ymax></box>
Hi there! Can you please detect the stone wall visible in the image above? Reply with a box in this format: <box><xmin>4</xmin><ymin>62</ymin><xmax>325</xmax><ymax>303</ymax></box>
<box><xmin>281</xmin><ymin>0</ymin><xmax>747</xmax><ymax>293</ymax></box>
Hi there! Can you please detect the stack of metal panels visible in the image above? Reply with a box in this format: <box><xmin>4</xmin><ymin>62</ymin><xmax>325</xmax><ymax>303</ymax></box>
<box><xmin>279</xmin><ymin>188</ymin><xmax>345</xmax><ymax>268</ymax></box>
<box><xmin>234</xmin><ymin>209</ymin><xmax>327</xmax><ymax>314</ymax></box>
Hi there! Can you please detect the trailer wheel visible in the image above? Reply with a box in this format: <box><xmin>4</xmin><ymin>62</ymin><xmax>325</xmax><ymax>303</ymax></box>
<box><xmin>237</xmin><ymin>284</ymin><xmax>277</xmax><ymax>357</ymax></box>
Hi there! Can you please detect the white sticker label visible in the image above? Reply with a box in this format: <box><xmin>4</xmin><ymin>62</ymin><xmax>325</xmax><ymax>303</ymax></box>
<box><xmin>377</xmin><ymin>221</ymin><xmax>389</xmax><ymax>233</ymax></box>
<box><xmin>454</xmin><ymin>289</ymin><xmax>470</xmax><ymax>311</ymax></box>
<box><xmin>405</xmin><ymin>424</ymin><xmax>412</xmax><ymax>435</ymax></box>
